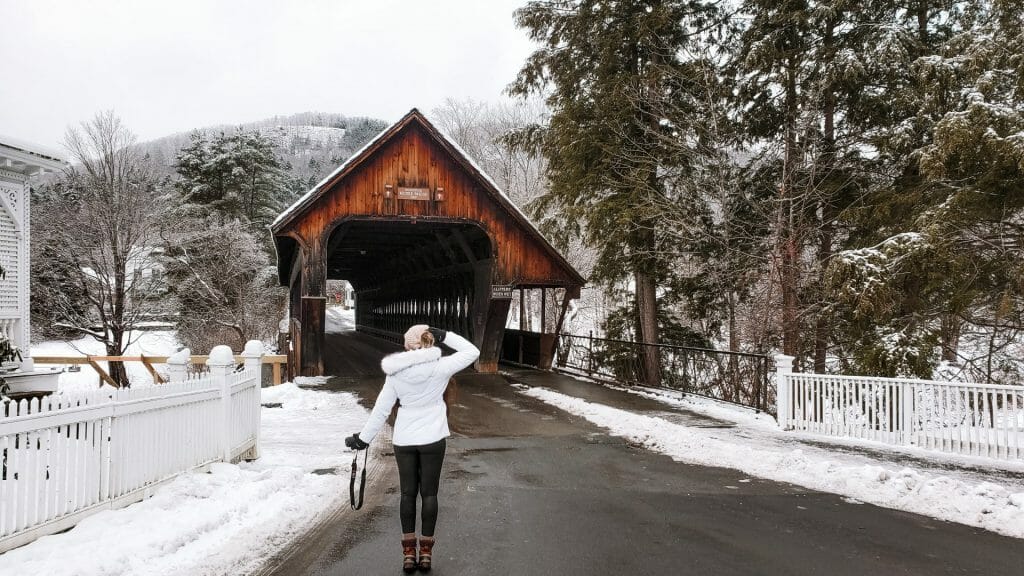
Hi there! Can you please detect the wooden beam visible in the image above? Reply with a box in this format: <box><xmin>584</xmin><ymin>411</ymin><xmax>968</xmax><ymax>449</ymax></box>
<box><xmin>373</xmin><ymin>238</ymin><xmax>450</xmax><ymax>281</ymax></box>
<box><xmin>433</xmin><ymin>231</ymin><xmax>461</xmax><ymax>265</ymax></box>
<box><xmin>87</xmin><ymin>358</ymin><xmax>120</xmax><ymax>388</ymax></box>
<box><xmin>541</xmin><ymin>288</ymin><xmax>547</xmax><ymax>334</ymax></box>
<box><xmin>370</xmin><ymin>261</ymin><xmax>478</xmax><ymax>296</ymax></box>
<box><xmin>300</xmin><ymin>296</ymin><xmax>326</xmax><ymax>376</ymax></box>
<box><xmin>140</xmin><ymin>355</ymin><xmax>167</xmax><ymax>384</ymax></box>
<box><xmin>451</xmin><ymin>229</ymin><xmax>478</xmax><ymax>263</ymax></box>
<box><xmin>33</xmin><ymin>354</ymin><xmax>288</xmax><ymax>365</ymax></box>
<box><xmin>519</xmin><ymin>288</ymin><xmax>525</xmax><ymax>330</ymax></box>
<box><xmin>554</xmin><ymin>288</ymin><xmax>572</xmax><ymax>336</ymax></box>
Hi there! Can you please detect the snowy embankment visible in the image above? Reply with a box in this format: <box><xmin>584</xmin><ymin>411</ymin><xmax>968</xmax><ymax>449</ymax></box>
<box><xmin>325</xmin><ymin>306</ymin><xmax>355</xmax><ymax>333</ymax></box>
<box><xmin>519</xmin><ymin>385</ymin><xmax>1024</xmax><ymax>539</ymax></box>
<box><xmin>0</xmin><ymin>379</ymin><xmax>365</xmax><ymax>576</ymax></box>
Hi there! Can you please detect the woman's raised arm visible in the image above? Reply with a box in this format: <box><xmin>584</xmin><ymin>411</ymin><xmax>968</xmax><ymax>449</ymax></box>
<box><xmin>433</xmin><ymin>330</ymin><xmax>480</xmax><ymax>377</ymax></box>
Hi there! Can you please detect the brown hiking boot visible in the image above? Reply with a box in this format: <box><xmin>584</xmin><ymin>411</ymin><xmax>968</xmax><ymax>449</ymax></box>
<box><xmin>402</xmin><ymin>537</ymin><xmax>418</xmax><ymax>573</ymax></box>
<box><xmin>418</xmin><ymin>537</ymin><xmax>434</xmax><ymax>572</ymax></box>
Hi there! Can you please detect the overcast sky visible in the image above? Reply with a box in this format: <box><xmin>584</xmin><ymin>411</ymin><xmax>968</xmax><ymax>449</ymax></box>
<box><xmin>0</xmin><ymin>0</ymin><xmax>534</xmax><ymax>151</ymax></box>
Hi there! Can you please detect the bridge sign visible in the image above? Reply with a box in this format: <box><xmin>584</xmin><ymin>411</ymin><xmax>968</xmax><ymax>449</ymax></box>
<box><xmin>491</xmin><ymin>285</ymin><xmax>514</xmax><ymax>299</ymax></box>
<box><xmin>397</xmin><ymin>187</ymin><xmax>431</xmax><ymax>201</ymax></box>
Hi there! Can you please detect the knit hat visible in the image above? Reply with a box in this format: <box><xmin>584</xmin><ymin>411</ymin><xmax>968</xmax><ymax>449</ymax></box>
<box><xmin>403</xmin><ymin>324</ymin><xmax>430</xmax><ymax>350</ymax></box>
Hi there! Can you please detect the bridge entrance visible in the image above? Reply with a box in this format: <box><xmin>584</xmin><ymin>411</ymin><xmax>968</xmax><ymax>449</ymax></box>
<box><xmin>272</xmin><ymin>109</ymin><xmax>584</xmax><ymax>377</ymax></box>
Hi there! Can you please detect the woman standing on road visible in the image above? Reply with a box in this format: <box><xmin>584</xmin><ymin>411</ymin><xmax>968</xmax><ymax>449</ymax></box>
<box><xmin>346</xmin><ymin>324</ymin><xmax>480</xmax><ymax>573</ymax></box>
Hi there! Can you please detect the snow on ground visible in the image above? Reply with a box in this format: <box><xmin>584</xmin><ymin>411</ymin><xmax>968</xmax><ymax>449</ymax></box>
<box><xmin>325</xmin><ymin>306</ymin><xmax>355</xmax><ymax>333</ymax></box>
<box><xmin>31</xmin><ymin>331</ymin><xmax>181</xmax><ymax>392</ymax></box>
<box><xmin>519</xmin><ymin>385</ymin><xmax>1024</xmax><ymax>539</ymax></box>
<box><xmin>0</xmin><ymin>381</ymin><xmax>365</xmax><ymax>576</ymax></box>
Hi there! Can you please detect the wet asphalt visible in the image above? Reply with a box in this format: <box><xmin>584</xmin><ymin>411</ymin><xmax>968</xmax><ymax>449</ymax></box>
<box><xmin>259</xmin><ymin>331</ymin><xmax>1024</xmax><ymax>576</ymax></box>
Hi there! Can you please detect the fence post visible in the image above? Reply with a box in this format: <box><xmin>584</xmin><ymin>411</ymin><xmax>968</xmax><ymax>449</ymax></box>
<box><xmin>900</xmin><ymin>381</ymin><xmax>914</xmax><ymax>445</ymax></box>
<box><xmin>242</xmin><ymin>340</ymin><xmax>264</xmax><ymax>460</ymax></box>
<box><xmin>588</xmin><ymin>330</ymin><xmax>594</xmax><ymax>375</ymax></box>
<box><xmin>167</xmin><ymin>348</ymin><xmax>191</xmax><ymax>383</ymax></box>
<box><xmin>774</xmin><ymin>354</ymin><xmax>795</xmax><ymax>430</ymax></box>
<box><xmin>207</xmin><ymin>345</ymin><xmax>235</xmax><ymax>463</ymax></box>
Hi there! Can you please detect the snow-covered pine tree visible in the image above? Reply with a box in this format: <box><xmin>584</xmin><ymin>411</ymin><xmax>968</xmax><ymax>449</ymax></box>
<box><xmin>828</xmin><ymin>0</ymin><xmax>1024</xmax><ymax>379</ymax></box>
<box><xmin>174</xmin><ymin>129</ymin><xmax>293</xmax><ymax>231</ymax></box>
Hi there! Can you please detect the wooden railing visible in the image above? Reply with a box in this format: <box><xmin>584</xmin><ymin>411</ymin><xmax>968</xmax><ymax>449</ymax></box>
<box><xmin>32</xmin><ymin>354</ymin><xmax>289</xmax><ymax>386</ymax></box>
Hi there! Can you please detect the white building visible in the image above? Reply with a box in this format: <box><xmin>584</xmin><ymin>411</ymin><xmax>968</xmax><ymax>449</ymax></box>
<box><xmin>0</xmin><ymin>136</ymin><xmax>67</xmax><ymax>393</ymax></box>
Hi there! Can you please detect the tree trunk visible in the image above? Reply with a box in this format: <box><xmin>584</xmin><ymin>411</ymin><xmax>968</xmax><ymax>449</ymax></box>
<box><xmin>780</xmin><ymin>56</ymin><xmax>801</xmax><ymax>363</ymax></box>
<box><xmin>635</xmin><ymin>270</ymin><xmax>660</xmax><ymax>386</ymax></box>
<box><xmin>940</xmin><ymin>313</ymin><xmax>961</xmax><ymax>363</ymax></box>
<box><xmin>106</xmin><ymin>338</ymin><xmax>129</xmax><ymax>388</ymax></box>
<box><xmin>728</xmin><ymin>291</ymin><xmax>738</xmax><ymax>353</ymax></box>
<box><xmin>813</xmin><ymin>221</ymin><xmax>832</xmax><ymax>373</ymax></box>
<box><xmin>815</xmin><ymin>20</ymin><xmax>837</xmax><ymax>374</ymax></box>
<box><xmin>917</xmin><ymin>1</ymin><xmax>929</xmax><ymax>44</ymax></box>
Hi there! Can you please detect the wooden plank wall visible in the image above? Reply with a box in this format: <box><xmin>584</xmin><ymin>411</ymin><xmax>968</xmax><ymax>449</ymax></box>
<box><xmin>284</xmin><ymin>123</ymin><xmax>578</xmax><ymax>288</ymax></box>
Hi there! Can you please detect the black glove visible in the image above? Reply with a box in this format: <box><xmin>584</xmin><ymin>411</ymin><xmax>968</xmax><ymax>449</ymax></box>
<box><xmin>428</xmin><ymin>327</ymin><xmax>447</xmax><ymax>344</ymax></box>
<box><xmin>345</xmin><ymin>433</ymin><xmax>369</xmax><ymax>451</ymax></box>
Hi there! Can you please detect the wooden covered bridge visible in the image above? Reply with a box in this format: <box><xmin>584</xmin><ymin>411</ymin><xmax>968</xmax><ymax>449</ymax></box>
<box><xmin>272</xmin><ymin>109</ymin><xmax>584</xmax><ymax>377</ymax></box>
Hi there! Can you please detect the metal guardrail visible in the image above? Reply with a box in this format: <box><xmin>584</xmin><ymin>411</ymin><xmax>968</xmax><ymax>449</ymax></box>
<box><xmin>555</xmin><ymin>333</ymin><xmax>775</xmax><ymax>414</ymax></box>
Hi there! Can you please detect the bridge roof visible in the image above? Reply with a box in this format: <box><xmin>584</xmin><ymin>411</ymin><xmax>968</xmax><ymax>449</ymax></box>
<box><xmin>272</xmin><ymin>108</ymin><xmax>584</xmax><ymax>288</ymax></box>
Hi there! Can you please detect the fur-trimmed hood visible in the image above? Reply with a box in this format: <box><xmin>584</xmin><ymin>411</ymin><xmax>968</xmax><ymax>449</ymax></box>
<box><xmin>360</xmin><ymin>332</ymin><xmax>480</xmax><ymax>446</ymax></box>
<box><xmin>381</xmin><ymin>346</ymin><xmax>443</xmax><ymax>375</ymax></box>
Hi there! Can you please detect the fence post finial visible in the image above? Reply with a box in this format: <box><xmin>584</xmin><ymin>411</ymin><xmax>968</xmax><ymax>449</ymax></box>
<box><xmin>242</xmin><ymin>340</ymin><xmax>264</xmax><ymax>373</ymax></box>
<box><xmin>167</xmin><ymin>348</ymin><xmax>191</xmax><ymax>383</ymax></box>
<box><xmin>774</xmin><ymin>354</ymin><xmax>795</xmax><ymax>430</ymax></box>
<box><xmin>207</xmin><ymin>345</ymin><xmax>235</xmax><ymax>463</ymax></box>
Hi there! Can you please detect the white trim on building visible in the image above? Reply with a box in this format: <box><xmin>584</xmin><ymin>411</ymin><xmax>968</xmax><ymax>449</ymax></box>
<box><xmin>0</xmin><ymin>137</ymin><xmax>67</xmax><ymax>392</ymax></box>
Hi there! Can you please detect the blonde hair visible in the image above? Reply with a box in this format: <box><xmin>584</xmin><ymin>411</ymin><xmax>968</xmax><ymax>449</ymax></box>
<box><xmin>419</xmin><ymin>330</ymin><xmax>435</xmax><ymax>349</ymax></box>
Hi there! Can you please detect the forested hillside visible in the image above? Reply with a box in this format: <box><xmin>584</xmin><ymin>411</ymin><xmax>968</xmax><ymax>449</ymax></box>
<box><xmin>139</xmin><ymin>112</ymin><xmax>388</xmax><ymax>189</ymax></box>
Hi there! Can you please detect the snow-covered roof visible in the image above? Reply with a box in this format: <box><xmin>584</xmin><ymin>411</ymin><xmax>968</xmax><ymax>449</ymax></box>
<box><xmin>0</xmin><ymin>135</ymin><xmax>66</xmax><ymax>163</ymax></box>
<box><xmin>0</xmin><ymin>134</ymin><xmax>67</xmax><ymax>175</ymax></box>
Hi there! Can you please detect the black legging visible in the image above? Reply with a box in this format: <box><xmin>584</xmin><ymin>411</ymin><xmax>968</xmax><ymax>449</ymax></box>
<box><xmin>393</xmin><ymin>438</ymin><xmax>446</xmax><ymax>536</ymax></box>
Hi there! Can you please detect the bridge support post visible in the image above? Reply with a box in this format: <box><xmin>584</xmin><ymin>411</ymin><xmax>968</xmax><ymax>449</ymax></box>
<box><xmin>477</xmin><ymin>298</ymin><xmax>511</xmax><ymax>373</ymax></box>
<box><xmin>299</xmin><ymin>296</ymin><xmax>326</xmax><ymax>376</ymax></box>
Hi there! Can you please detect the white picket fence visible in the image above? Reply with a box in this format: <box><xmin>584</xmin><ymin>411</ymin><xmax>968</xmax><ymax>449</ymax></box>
<box><xmin>775</xmin><ymin>355</ymin><xmax>1024</xmax><ymax>461</ymax></box>
<box><xmin>0</xmin><ymin>341</ymin><xmax>265</xmax><ymax>553</ymax></box>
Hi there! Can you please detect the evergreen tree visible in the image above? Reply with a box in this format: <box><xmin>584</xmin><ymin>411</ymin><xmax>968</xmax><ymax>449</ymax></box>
<box><xmin>827</xmin><ymin>0</ymin><xmax>1024</xmax><ymax>379</ymax></box>
<box><xmin>731</xmin><ymin>0</ymin><xmax>877</xmax><ymax>367</ymax></box>
<box><xmin>510</xmin><ymin>0</ymin><xmax>724</xmax><ymax>385</ymax></box>
<box><xmin>174</xmin><ymin>129</ymin><xmax>291</xmax><ymax>229</ymax></box>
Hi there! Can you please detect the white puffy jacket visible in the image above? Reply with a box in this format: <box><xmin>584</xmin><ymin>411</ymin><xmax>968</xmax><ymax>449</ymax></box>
<box><xmin>358</xmin><ymin>332</ymin><xmax>480</xmax><ymax>447</ymax></box>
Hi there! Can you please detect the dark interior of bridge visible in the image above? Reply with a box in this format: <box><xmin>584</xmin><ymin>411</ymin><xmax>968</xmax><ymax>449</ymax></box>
<box><xmin>325</xmin><ymin>219</ymin><xmax>495</xmax><ymax>341</ymax></box>
<box><xmin>326</xmin><ymin>219</ymin><xmax>492</xmax><ymax>286</ymax></box>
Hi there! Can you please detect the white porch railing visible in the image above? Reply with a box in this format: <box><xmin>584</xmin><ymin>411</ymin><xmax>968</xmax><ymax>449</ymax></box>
<box><xmin>775</xmin><ymin>355</ymin><xmax>1024</xmax><ymax>461</ymax></box>
<box><xmin>0</xmin><ymin>341</ymin><xmax>265</xmax><ymax>553</ymax></box>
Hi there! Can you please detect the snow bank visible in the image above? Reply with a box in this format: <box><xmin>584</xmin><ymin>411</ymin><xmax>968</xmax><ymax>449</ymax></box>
<box><xmin>325</xmin><ymin>307</ymin><xmax>355</xmax><ymax>333</ymax></box>
<box><xmin>521</xmin><ymin>387</ymin><xmax>1024</xmax><ymax>539</ymax></box>
<box><xmin>0</xmin><ymin>383</ymin><xmax>366</xmax><ymax>575</ymax></box>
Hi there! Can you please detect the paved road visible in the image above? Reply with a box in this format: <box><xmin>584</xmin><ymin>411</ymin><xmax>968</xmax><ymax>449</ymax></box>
<box><xmin>262</xmin><ymin>331</ymin><xmax>1024</xmax><ymax>576</ymax></box>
